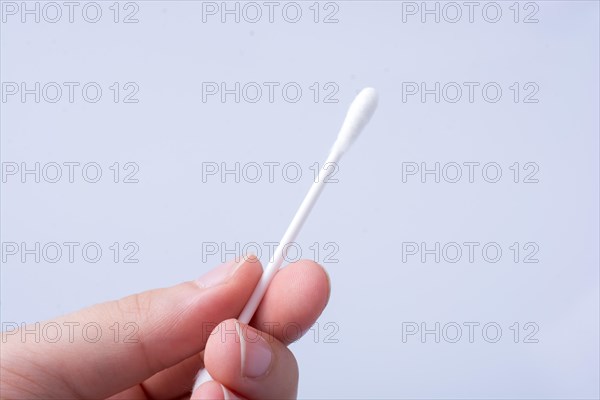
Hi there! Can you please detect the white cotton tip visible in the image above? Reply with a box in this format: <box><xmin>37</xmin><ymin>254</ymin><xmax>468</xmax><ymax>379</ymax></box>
<box><xmin>334</xmin><ymin>87</ymin><xmax>378</xmax><ymax>154</ymax></box>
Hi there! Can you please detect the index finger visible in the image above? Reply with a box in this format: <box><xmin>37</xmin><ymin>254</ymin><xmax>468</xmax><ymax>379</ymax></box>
<box><xmin>250</xmin><ymin>259</ymin><xmax>331</xmax><ymax>345</ymax></box>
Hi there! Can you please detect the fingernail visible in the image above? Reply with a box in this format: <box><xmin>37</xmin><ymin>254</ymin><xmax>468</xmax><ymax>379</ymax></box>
<box><xmin>323</xmin><ymin>266</ymin><xmax>332</xmax><ymax>305</ymax></box>
<box><xmin>236</xmin><ymin>321</ymin><xmax>272</xmax><ymax>379</ymax></box>
<box><xmin>196</xmin><ymin>258</ymin><xmax>245</xmax><ymax>288</ymax></box>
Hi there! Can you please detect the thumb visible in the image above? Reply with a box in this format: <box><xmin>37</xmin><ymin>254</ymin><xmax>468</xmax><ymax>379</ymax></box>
<box><xmin>1</xmin><ymin>256</ymin><xmax>262</xmax><ymax>399</ymax></box>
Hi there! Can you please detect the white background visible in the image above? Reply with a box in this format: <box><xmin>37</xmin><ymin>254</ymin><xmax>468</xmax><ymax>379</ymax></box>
<box><xmin>1</xmin><ymin>1</ymin><xmax>599</xmax><ymax>398</ymax></box>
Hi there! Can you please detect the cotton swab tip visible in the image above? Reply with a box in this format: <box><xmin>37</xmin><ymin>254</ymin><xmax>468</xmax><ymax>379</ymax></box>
<box><xmin>335</xmin><ymin>87</ymin><xmax>378</xmax><ymax>153</ymax></box>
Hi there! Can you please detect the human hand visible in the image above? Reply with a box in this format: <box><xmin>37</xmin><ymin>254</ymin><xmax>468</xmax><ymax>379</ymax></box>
<box><xmin>1</xmin><ymin>256</ymin><xmax>331</xmax><ymax>399</ymax></box>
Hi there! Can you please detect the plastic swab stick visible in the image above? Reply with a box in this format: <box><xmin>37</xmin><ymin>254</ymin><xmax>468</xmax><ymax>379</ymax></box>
<box><xmin>194</xmin><ymin>87</ymin><xmax>378</xmax><ymax>390</ymax></box>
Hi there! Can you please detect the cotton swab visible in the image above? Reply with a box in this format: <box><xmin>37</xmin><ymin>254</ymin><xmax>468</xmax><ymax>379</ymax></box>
<box><xmin>194</xmin><ymin>87</ymin><xmax>378</xmax><ymax>390</ymax></box>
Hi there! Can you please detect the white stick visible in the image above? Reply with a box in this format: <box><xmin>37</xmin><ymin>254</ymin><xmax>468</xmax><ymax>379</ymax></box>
<box><xmin>194</xmin><ymin>87</ymin><xmax>378</xmax><ymax>390</ymax></box>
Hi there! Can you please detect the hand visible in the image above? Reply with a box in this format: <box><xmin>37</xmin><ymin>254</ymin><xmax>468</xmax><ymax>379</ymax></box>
<box><xmin>1</xmin><ymin>256</ymin><xmax>331</xmax><ymax>399</ymax></box>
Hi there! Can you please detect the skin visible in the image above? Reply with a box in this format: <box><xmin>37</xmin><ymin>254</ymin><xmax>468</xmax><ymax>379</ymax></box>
<box><xmin>1</xmin><ymin>256</ymin><xmax>331</xmax><ymax>399</ymax></box>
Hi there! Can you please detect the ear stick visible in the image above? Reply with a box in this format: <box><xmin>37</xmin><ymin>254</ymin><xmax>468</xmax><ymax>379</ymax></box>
<box><xmin>194</xmin><ymin>87</ymin><xmax>378</xmax><ymax>390</ymax></box>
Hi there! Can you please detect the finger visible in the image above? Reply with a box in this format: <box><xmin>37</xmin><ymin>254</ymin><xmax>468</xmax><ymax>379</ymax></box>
<box><xmin>108</xmin><ymin>352</ymin><xmax>204</xmax><ymax>400</ymax></box>
<box><xmin>199</xmin><ymin>319</ymin><xmax>299</xmax><ymax>400</ymax></box>
<box><xmin>139</xmin><ymin>351</ymin><xmax>204</xmax><ymax>398</ymax></box>
<box><xmin>250</xmin><ymin>259</ymin><xmax>330</xmax><ymax>344</ymax></box>
<box><xmin>112</xmin><ymin>260</ymin><xmax>329</xmax><ymax>400</ymax></box>
<box><xmin>1</xmin><ymin>256</ymin><xmax>262</xmax><ymax>400</ymax></box>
